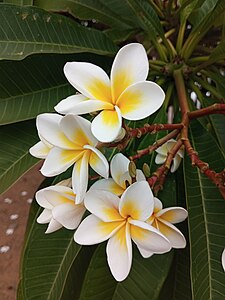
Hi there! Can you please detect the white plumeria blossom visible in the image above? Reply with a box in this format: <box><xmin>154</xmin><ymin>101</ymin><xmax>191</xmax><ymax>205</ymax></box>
<box><xmin>55</xmin><ymin>43</ymin><xmax>165</xmax><ymax>143</ymax></box>
<box><xmin>90</xmin><ymin>153</ymin><xmax>146</xmax><ymax>195</ymax></box>
<box><xmin>222</xmin><ymin>248</ymin><xmax>225</xmax><ymax>272</ymax></box>
<box><xmin>74</xmin><ymin>181</ymin><xmax>171</xmax><ymax>281</ymax></box>
<box><xmin>29</xmin><ymin>133</ymin><xmax>52</xmax><ymax>159</ymax></box>
<box><xmin>29</xmin><ymin>113</ymin><xmax>109</xmax><ymax>203</ymax></box>
<box><xmin>147</xmin><ymin>197</ymin><xmax>188</xmax><ymax>250</ymax></box>
<box><xmin>36</xmin><ymin>184</ymin><xmax>85</xmax><ymax>234</ymax></box>
<box><xmin>155</xmin><ymin>139</ymin><xmax>184</xmax><ymax>172</ymax></box>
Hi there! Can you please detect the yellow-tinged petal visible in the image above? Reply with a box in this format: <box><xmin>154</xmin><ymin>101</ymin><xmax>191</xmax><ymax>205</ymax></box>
<box><xmin>90</xmin><ymin>178</ymin><xmax>125</xmax><ymax>196</ymax></box>
<box><xmin>56</xmin><ymin>96</ymin><xmax>113</xmax><ymax>115</ymax></box>
<box><xmin>106</xmin><ymin>222</ymin><xmax>132</xmax><ymax>281</ymax></box>
<box><xmin>64</xmin><ymin>62</ymin><xmax>112</xmax><ymax>103</ymax></box>
<box><xmin>74</xmin><ymin>214</ymin><xmax>124</xmax><ymax>245</ymax></box>
<box><xmin>41</xmin><ymin>148</ymin><xmax>84</xmax><ymax>177</ymax></box>
<box><xmin>129</xmin><ymin>219</ymin><xmax>171</xmax><ymax>254</ymax></box>
<box><xmin>119</xmin><ymin>181</ymin><xmax>154</xmax><ymax>221</ymax></box>
<box><xmin>37</xmin><ymin>113</ymin><xmax>77</xmax><ymax>150</ymax></box>
<box><xmin>111</xmin><ymin>43</ymin><xmax>149</xmax><ymax>102</ymax></box>
<box><xmin>117</xmin><ymin>81</ymin><xmax>165</xmax><ymax>120</ymax></box>
<box><xmin>91</xmin><ymin>106</ymin><xmax>122</xmax><ymax>143</ymax></box>
<box><xmin>29</xmin><ymin>141</ymin><xmax>50</xmax><ymax>159</ymax></box>
<box><xmin>84</xmin><ymin>189</ymin><xmax>123</xmax><ymax>222</ymax></box>
<box><xmin>155</xmin><ymin>207</ymin><xmax>188</xmax><ymax>224</ymax></box>
<box><xmin>72</xmin><ymin>151</ymin><xmax>90</xmax><ymax>203</ymax></box>
<box><xmin>60</xmin><ymin>115</ymin><xmax>97</xmax><ymax>147</ymax></box>
<box><xmin>156</xmin><ymin>218</ymin><xmax>186</xmax><ymax>248</ymax></box>
<box><xmin>84</xmin><ymin>145</ymin><xmax>109</xmax><ymax>178</ymax></box>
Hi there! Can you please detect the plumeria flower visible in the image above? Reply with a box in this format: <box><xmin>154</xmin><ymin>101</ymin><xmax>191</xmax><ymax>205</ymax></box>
<box><xmin>90</xmin><ymin>153</ymin><xmax>145</xmax><ymax>195</ymax></box>
<box><xmin>55</xmin><ymin>43</ymin><xmax>165</xmax><ymax>143</ymax></box>
<box><xmin>155</xmin><ymin>139</ymin><xmax>184</xmax><ymax>172</ymax></box>
<box><xmin>29</xmin><ymin>113</ymin><xmax>109</xmax><ymax>203</ymax></box>
<box><xmin>147</xmin><ymin>197</ymin><xmax>188</xmax><ymax>250</ymax></box>
<box><xmin>74</xmin><ymin>181</ymin><xmax>171</xmax><ymax>281</ymax></box>
<box><xmin>222</xmin><ymin>248</ymin><xmax>225</xmax><ymax>272</ymax></box>
<box><xmin>36</xmin><ymin>182</ymin><xmax>85</xmax><ymax>233</ymax></box>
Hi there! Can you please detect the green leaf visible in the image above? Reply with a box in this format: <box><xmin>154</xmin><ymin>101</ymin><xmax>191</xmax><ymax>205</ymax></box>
<box><xmin>2</xmin><ymin>0</ymin><xmax>33</xmax><ymax>5</ymax></box>
<box><xmin>184</xmin><ymin>120</ymin><xmax>225</xmax><ymax>299</ymax></box>
<box><xmin>0</xmin><ymin>54</ymin><xmax>73</xmax><ymax>125</ymax></box>
<box><xmin>189</xmin><ymin>0</ymin><xmax>219</xmax><ymax>29</ymax></box>
<box><xmin>0</xmin><ymin>4</ymin><xmax>117</xmax><ymax>60</ymax></box>
<box><xmin>0</xmin><ymin>120</ymin><xmax>38</xmax><ymax>194</ymax></box>
<box><xmin>209</xmin><ymin>39</ymin><xmax>225</xmax><ymax>62</ymax></box>
<box><xmin>0</xmin><ymin>52</ymin><xmax>112</xmax><ymax>125</ymax></box>
<box><xmin>79</xmin><ymin>244</ymin><xmax>173</xmax><ymax>300</ymax></box>
<box><xmin>125</xmin><ymin>0</ymin><xmax>164</xmax><ymax>40</ymax></box>
<box><xmin>34</xmin><ymin>0</ymin><xmax>132</xmax><ymax>30</ymax></box>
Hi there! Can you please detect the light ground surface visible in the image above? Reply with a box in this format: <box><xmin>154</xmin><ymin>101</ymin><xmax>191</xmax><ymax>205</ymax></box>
<box><xmin>0</xmin><ymin>163</ymin><xmax>44</xmax><ymax>300</ymax></box>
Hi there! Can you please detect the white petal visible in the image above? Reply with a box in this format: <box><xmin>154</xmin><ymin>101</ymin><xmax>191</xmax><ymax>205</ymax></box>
<box><xmin>84</xmin><ymin>145</ymin><xmax>109</xmax><ymax>178</ymax></box>
<box><xmin>136</xmin><ymin>169</ymin><xmax>146</xmax><ymax>181</ymax></box>
<box><xmin>36</xmin><ymin>189</ymin><xmax>53</xmax><ymax>209</ymax></box>
<box><xmin>222</xmin><ymin>249</ymin><xmax>225</xmax><ymax>272</ymax></box>
<box><xmin>90</xmin><ymin>178</ymin><xmax>124</xmax><ymax>196</ymax></box>
<box><xmin>130</xmin><ymin>219</ymin><xmax>171</xmax><ymax>253</ymax></box>
<box><xmin>155</xmin><ymin>143</ymin><xmax>169</xmax><ymax>156</ymax></box>
<box><xmin>64</xmin><ymin>62</ymin><xmax>111</xmax><ymax>102</ymax></box>
<box><xmin>52</xmin><ymin>202</ymin><xmax>85</xmax><ymax>229</ymax></box>
<box><xmin>91</xmin><ymin>106</ymin><xmax>122</xmax><ymax>143</ymax></box>
<box><xmin>45</xmin><ymin>218</ymin><xmax>62</xmax><ymax>234</ymax></box>
<box><xmin>72</xmin><ymin>153</ymin><xmax>90</xmax><ymax>203</ymax></box>
<box><xmin>55</xmin><ymin>94</ymin><xmax>113</xmax><ymax>115</ymax></box>
<box><xmin>157</xmin><ymin>219</ymin><xmax>186</xmax><ymax>248</ymax></box>
<box><xmin>117</xmin><ymin>81</ymin><xmax>165</xmax><ymax>120</ymax></box>
<box><xmin>106</xmin><ymin>223</ymin><xmax>132</xmax><ymax>281</ymax></box>
<box><xmin>111</xmin><ymin>43</ymin><xmax>149</xmax><ymax>102</ymax></box>
<box><xmin>60</xmin><ymin>114</ymin><xmax>97</xmax><ymax>147</ymax></box>
<box><xmin>119</xmin><ymin>181</ymin><xmax>154</xmax><ymax>221</ymax></box>
<box><xmin>155</xmin><ymin>153</ymin><xmax>166</xmax><ymax>165</ymax></box>
<box><xmin>156</xmin><ymin>207</ymin><xmax>188</xmax><ymax>224</ymax></box>
<box><xmin>37</xmin><ymin>209</ymin><xmax>52</xmax><ymax>223</ymax></box>
<box><xmin>41</xmin><ymin>147</ymin><xmax>84</xmax><ymax>177</ymax></box>
<box><xmin>171</xmin><ymin>155</ymin><xmax>182</xmax><ymax>173</ymax></box>
<box><xmin>153</xmin><ymin>197</ymin><xmax>163</xmax><ymax>213</ymax></box>
<box><xmin>74</xmin><ymin>214</ymin><xmax>124</xmax><ymax>245</ymax></box>
<box><xmin>137</xmin><ymin>246</ymin><xmax>154</xmax><ymax>258</ymax></box>
<box><xmin>84</xmin><ymin>189</ymin><xmax>123</xmax><ymax>222</ymax></box>
<box><xmin>29</xmin><ymin>141</ymin><xmax>50</xmax><ymax>159</ymax></box>
<box><xmin>37</xmin><ymin>113</ymin><xmax>76</xmax><ymax>150</ymax></box>
<box><xmin>111</xmin><ymin>153</ymin><xmax>130</xmax><ymax>186</ymax></box>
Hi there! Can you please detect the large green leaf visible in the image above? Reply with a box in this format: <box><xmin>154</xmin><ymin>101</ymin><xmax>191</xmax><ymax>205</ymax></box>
<box><xmin>0</xmin><ymin>4</ymin><xmax>117</xmax><ymax>60</ymax></box>
<box><xmin>34</xmin><ymin>0</ymin><xmax>132</xmax><ymax>30</ymax></box>
<box><xmin>0</xmin><ymin>120</ymin><xmax>38</xmax><ymax>194</ymax></box>
<box><xmin>184</xmin><ymin>120</ymin><xmax>225</xmax><ymax>299</ymax></box>
<box><xmin>2</xmin><ymin>0</ymin><xmax>33</xmax><ymax>4</ymax></box>
<box><xmin>0</xmin><ymin>54</ymin><xmax>73</xmax><ymax>125</ymax></box>
<box><xmin>0</xmin><ymin>52</ymin><xmax>112</xmax><ymax>125</ymax></box>
<box><xmin>125</xmin><ymin>0</ymin><xmax>164</xmax><ymax>40</ymax></box>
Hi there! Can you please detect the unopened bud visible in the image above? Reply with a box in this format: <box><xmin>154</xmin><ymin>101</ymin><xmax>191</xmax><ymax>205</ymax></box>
<box><xmin>129</xmin><ymin>161</ymin><xmax>137</xmax><ymax>178</ymax></box>
<box><xmin>143</xmin><ymin>163</ymin><xmax>150</xmax><ymax>177</ymax></box>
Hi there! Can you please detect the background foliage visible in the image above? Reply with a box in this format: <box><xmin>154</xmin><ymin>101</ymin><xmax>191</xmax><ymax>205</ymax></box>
<box><xmin>0</xmin><ymin>0</ymin><xmax>225</xmax><ymax>299</ymax></box>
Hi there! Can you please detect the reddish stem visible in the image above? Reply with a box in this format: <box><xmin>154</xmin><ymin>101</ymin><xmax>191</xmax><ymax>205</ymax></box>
<box><xmin>188</xmin><ymin>104</ymin><xmax>225</xmax><ymax>119</ymax></box>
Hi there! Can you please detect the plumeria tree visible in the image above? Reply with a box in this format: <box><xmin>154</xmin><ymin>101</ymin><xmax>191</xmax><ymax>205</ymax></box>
<box><xmin>0</xmin><ymin>0</ymin><xmax>225</xmax><ymax>299</ymax></box>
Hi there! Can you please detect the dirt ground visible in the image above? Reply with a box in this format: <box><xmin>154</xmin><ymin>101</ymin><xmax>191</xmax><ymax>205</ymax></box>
<box><xmin>0</xmin><ymin>163</ymin><xmax>44</xmax><ymax>300</ymax></box>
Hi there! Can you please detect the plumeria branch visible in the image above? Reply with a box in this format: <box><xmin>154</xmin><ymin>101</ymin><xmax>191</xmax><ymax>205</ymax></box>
<box><xmin>129</xmin><ymin>129</ymin><xmax>180</xmax><ymax>161</ymax></box>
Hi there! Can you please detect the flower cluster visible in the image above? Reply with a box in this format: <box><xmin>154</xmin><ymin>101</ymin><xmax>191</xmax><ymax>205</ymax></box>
<box><xmin>30</xmin><ymin>43</ymin><xmax>188</xmax><ymax>281</ymax></box>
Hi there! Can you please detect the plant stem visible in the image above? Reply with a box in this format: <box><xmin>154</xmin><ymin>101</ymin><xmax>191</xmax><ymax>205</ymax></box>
<box><xmin>188</xmin><ymin>104</ymin><xmax>225</xmax><ymax>119</ymax></box>
<box><xmin>173</xmin><ymin>69</ymin><xmax>190</xmax><ymax>114</ymax></box>
<box><xmin>192</xmin><ymin>75</ymin><xmax>224</xmax><ymax>100</ymax></box>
